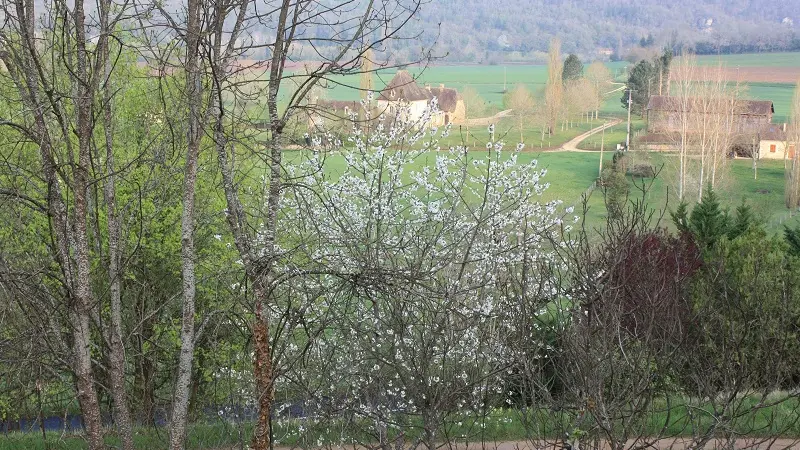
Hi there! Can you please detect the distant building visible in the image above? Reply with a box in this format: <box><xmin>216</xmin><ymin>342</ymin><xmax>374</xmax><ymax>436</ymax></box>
<box><xmin>597</xmin><ymin>48</ymin><xmax>614</xmax><ymax>57</ymax></box>
<box><xmin>758</xmin><ymin>123</ymin><xmax>796</xmax><ymax>160</ymax></box>
<box><xmin>376</xmin><ymin>70</ymin><xmax>465</xmax><ymax>127</ymax></box>
<box><xmin>640</xmin><ymin>95</ymin><xmax>798</xmax><ymax>159</ymax></box>
<box><xmin>306</xmin><ymin>99</ymin><xmax>363</xmax><ymax>131</ymax></box>
<box><xmin>645</xmin><ymin>95</ymin><xmax>774</xmax><ymax>134</ymax></box>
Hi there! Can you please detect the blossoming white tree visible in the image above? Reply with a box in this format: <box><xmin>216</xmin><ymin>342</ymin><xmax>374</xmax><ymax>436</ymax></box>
<box><xmin>269</xmin><ymin>98</ymin><xmax>573</xmax><ymax>450</ymax></box>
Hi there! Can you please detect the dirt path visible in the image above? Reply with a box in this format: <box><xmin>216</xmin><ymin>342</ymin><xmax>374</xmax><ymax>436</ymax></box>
<box><xmin>559</xmin><ymin>119</ymin><xmax>622</xmax><ymax>152</ymax></box>
<box><xmin>455</xmin><ymin>109</ymin><xmax>514</xmax><ymax>126</ymax></box>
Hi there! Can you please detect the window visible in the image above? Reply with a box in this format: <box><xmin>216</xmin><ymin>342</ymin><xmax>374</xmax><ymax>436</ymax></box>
<box><xmin>770</xmin><ymin>144</ymin><xmax>777</xmax><ymax>153</ymax></box>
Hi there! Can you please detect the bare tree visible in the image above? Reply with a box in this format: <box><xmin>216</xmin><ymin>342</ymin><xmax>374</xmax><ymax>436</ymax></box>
<box><xmin>670</xmin><ymin>54</ymin><xmax>698</xmax><ymax>201</ymax></box>
<box><xmin>786</xmin><ymin>79</ymin><xmax>800</xmax><ymax>210</ymax></box>
<box><xmin>461</xmin><ymin>85</ymin><xmax>487</xmax><ymax>146</ymax></box>
<box><xmin>586</xmin><ymin>61</ymin><xmax>612</xmax><ymax>120</ymax></box>
<box><xmin>361</xmin><ymin>47</ymin><xmax>375</xmax><ymax>100</ymax></box>
<box><xmin>545</xmin><ymin>39</ymin><xmax>564</xmax><ymax>135</ymax></box>
<box><xmin>505</xmin><ymin>84</ymin><xmax>535</xmax><ymax>143</ymax></box>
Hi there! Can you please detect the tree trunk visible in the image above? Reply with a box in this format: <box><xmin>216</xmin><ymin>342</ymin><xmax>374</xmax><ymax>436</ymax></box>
<box><xmin>169</xmin><ymin>0</ymin><xmax>203</xmax><ymax>445</ymax></box>
<box><xmin>73</xmin><ymin>0</ymin><xmax>106</xmax><ymax>446</ymax></box>
<box><xmin>252</xmin><ymin>283</ymin><xmax>274</xmax><ymax>450</ymax></box>
<box><xmin>100</xmin><ymin>19</ymin><xmax>135</xmax><ymax>449</ymax></box>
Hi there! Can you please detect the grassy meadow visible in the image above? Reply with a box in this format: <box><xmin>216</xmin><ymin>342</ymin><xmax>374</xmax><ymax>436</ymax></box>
<box><xmin>696</xmin><ymin>52</ymin><xmax>800</xmax><ymax>68</ymax></box>
<box><xmin>277</xmin><ymin>52</ymin><xmax>800</xmax><ymax>233</ymax></box>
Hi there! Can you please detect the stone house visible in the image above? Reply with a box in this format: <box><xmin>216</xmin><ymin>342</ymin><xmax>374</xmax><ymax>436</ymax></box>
<box><xmin>376</xmin><ymin>70</ymin><xmax>465</xmax><ymax>127</ymax></box>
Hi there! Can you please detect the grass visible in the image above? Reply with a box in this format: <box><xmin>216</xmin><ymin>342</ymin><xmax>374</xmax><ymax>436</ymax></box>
<box><xmin>5</xmin><ymin>396</ymin><xmax>800</xmax><ymax>449</ymax></box>
<box><xmin>580</xmin><ymin>119</ymin><xmax>647</xmax><ymax>151</ymax></box>
<box><xmin>287</xmin><ymin>146</ymin><xmax>800</xmax><ymax>233</ymax></box>
<box><xmin>610</xmin><ymin>152</ymin><xmax>800</xmax><ymax>231</ymax></box>
<box><xmin>746</xmin><ymin>82</ymin><xmax>796</xmax><ymax>123</ymax></box>
<box><xmin>697</xmin><ymin>52</ymin><xmax>800</xmax><ymax>68</ymax></box>
<box><xmin>451</xmin><ymin>117</ymin><xmax>607</xmax><ymax>149</ymax></box>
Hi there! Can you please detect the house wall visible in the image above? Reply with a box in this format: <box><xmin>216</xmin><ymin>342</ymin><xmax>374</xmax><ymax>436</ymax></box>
<box><xmin>377</xmin><ymin>99</ymin><xmax>434</xmax><ymax>127</ymax></box>
<box><xmin>759</xmin><ymin>140</ymin><xmax>795</xmax><ymax>160</ymax></box>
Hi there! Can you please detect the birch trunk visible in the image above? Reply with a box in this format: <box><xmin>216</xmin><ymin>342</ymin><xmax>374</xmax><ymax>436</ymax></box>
<box><xmin>73</xmin><ymin>0</ymin><xmax>105</xmax><ymax>446</ymax></box>
<box><xmin>169</xmin><ymin>0</ymin><xmax>203</xmax><ymax>445</ymax></box>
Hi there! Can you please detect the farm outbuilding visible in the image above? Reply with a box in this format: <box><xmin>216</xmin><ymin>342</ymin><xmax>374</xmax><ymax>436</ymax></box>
<box><xmin>645</xmin><ymin>95</ymin><xmax>774</xmax><ymax>134</ymax></box>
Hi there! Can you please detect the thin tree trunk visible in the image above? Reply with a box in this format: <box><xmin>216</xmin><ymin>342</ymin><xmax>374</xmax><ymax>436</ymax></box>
<box><xmin>73</xmin><ymin>0</ymin><xmax>105</xmax><ymax>446</ymax></box>
<box><xmin>169</xmin><ymin>0</ymin><xmax>203</xmax><ymax>445</ymax></box>
<box><xmin>101</xmin><ymin>46</ymin><xmax>135</xmax><ymax>450</ymax></box>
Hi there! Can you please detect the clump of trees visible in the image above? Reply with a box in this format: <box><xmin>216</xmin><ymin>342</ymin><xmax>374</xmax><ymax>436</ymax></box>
<box><xmin>622</xmin><ymin>48</ymin><xmax>673</xmax><ymax>116</ymax></box>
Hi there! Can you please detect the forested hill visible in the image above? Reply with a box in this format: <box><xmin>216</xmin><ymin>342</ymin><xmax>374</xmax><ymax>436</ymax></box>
<box><xmin>399</xmin><ymin>0</ymin><xmax>800</xmax><ymax>63</ymax></box>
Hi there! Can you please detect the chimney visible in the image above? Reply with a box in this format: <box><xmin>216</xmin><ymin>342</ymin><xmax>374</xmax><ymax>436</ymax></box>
<box><xmin>439</xmin><ymin>83</ymin><xmax>444</xmax><ymax>89</ymax></box>
<box><xmin>784</xmin><ymin>122</ymin><xmax>788</xmax><ymax>132</ymax></box>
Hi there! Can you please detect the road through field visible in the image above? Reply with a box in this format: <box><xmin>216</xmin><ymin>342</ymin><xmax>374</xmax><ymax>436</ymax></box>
<box><xmin>559</xmin><ymin>119</ymin><xmax>623</xmax><ymax>152</ymax></box>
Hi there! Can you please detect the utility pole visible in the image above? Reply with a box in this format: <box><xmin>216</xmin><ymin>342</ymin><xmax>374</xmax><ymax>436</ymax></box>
<box><xmin>626</xmin><ymin>88</ymin><xmax>633</xmax><ymax>151</ymax></box>
<box><xmin>599</xmin><ymin>124</ymin><xmax>605</xmax><ymax>177</ymax></box>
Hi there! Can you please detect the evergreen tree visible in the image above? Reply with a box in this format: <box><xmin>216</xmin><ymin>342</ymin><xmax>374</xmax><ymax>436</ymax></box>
<box><xmin>728</xmin><ymin>202</ymin><xmax>756</xmax><ymax>240</ymax></box>
<box><xmin>689</xmin><ymin>185</ymin><xmax>730</xmax><ymax>250</ymax></box>
<box><xmin>670</xmin><ymin>201</ymin><xmax>691</xmax><ymax>235</ymax></box>
<box><xmin>562</xmin><ymin>54</ymin><xmax>584</xmax><ymax>82</ymax></box>
<box><xmin>783</xmin><ymin>225</ymin><xmax>800</xmax><ymax>257</ymax></box>
<box><xmin>621</xmin><ymin>59</ymin><xmax>656</xmax><ymax>116</ymax></box>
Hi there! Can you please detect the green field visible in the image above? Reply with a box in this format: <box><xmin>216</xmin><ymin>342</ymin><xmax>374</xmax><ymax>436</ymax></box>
<box><xmin>319</xmin><ymin>63</ymin><xmax>629</xmax><ymax>111</ymax></box>
<box><xmin>283</xmin><ymin>146</ymin><xmax>800</xmax><ymax>233</ymax></box>
<box><xmin>697</xmin><ymin>52</ymin><xmax>800</xmax><ymax>68</ymax></box>
<box><xmin>444</xmin><ymin>117</ymin><xmax>606</xmax><ymax>149</ymax></box>
<box><xmin>747</xmin><ymin>82</ymin><xmax>796</xmax><ymax>123</ymax></box>
<box><xmin>314</xmin><ymin>53</ymin><xmax>798</xmax><ymax>121</ymax></box>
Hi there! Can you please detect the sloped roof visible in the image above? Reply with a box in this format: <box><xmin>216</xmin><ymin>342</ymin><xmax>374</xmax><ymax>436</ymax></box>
<box><xmin>427</xmin><ymin>86</ymin><xmax>461</xmax><ymax>112</ymax></box>
<box><xmin>646</xmin><ymin>95</ymin><xmax>774</xmax><ymax>115</ymax></box>
<box><xmin>314</xmin><ymin>99</ymin><xmax>362</xmax><ymax>112</ymax></box>
<box><xmin>759</xmin><ymin>124</ymin><xmax>789</xmax><ymax>141</ymax></box>
<box><xmin>378</xmin><ymin>70</ymin><xmax>432</xmax><ymax>102</ymax></box>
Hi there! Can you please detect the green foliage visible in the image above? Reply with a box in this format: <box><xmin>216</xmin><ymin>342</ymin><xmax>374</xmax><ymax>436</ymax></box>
<box><xmin>561</xmin><ymin>54</ymin><xmax>583</xmax><ymax>82</ymax></box>
<box><xmin>670</xmin><ymin>201</ymin><xmax>691</xmax><ymax>235</ymax></box>
<box><xmin>690</xmin><ymin>227</ymin><xmax>800</xmax><ymax>388</ymax></box>
<box><xmin>784</xmin><ymin>225</ymin><xmax>800</xmax><ymax>257</ymax></box>
<box><xmin>622</xmin><ymin>60</ymin><xmax>655</xmax><ymax>115</ymax></box>
<box><xmin>688</xmin><ymin>185</ymin><xmax>730</xmax><ymax>250</ymax></box>
<box><xmin>622</xmin><ymin>49</ymin><xmax>672</xmax><ymax>116</ymax></box>
<box><xmin>602</xmin><ymin>152</ymin><xmax>629</xmax><ymax>220</ymax></box>
<box><xmin>728</xmin><ymin>201</ymin><xmax>757</xmax><ymax>240</ymax></box>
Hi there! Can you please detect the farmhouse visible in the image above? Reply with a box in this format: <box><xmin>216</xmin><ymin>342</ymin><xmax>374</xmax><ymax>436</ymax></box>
<box><xmin>376</xmin><ymin>70</ymin><xmax>465</xmax><ymax>127</ymax></box>
<box><xmin>758</xmin><ymin>123</ymin><xmax>796</xmax><ymax>160</ymax></box>
<box><xmin>645</xmin><ymin>95</ymin><xmax>774</xmax><ymax>134</ymax></box>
